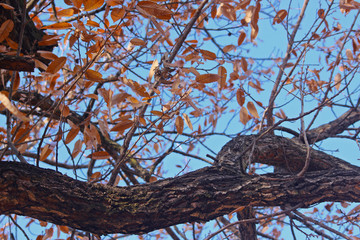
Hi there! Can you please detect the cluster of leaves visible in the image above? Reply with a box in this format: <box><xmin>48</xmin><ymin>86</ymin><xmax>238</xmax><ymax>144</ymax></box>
<box><xmin>0</xmin><ymin>0</ymin><xmax>360</xmax><ymax>239</ymax></box>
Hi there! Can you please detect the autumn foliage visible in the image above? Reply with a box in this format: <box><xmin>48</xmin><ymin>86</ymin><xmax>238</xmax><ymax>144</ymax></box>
<box><xmin>0</xmin><ymin>0</ymin><xmax>360</xmax><ymax>239</ymax></box>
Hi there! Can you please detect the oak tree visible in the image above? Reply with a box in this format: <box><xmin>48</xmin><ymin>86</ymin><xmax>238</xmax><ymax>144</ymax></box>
<box><xmin>0</xmin><ymin>0</ymin><xmax>360</xmax><ymax>239</ymax></box>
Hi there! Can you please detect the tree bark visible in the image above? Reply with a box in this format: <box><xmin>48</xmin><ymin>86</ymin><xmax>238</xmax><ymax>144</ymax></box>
<box><xmin>1</xmin><ymin>159</ymin><xmax>360</xmax><ymax>235</ymax></box>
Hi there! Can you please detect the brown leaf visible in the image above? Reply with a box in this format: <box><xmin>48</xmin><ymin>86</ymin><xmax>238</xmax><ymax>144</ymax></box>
<box><xmin>46</xmin><ymin>57</ymin><xmax>67</xmax><ymax>74</ymax></box>
<box><xmin>334</xmin><ymin>73</ymin><xmax>341</xmax><ymax>90</ymax></box>
<box><xmin>85</xmin><ymin>69</ymin><xmax>103</xmax><ymax>82</ymax></box>
<box><xmin>223</xmin><ymin>44</ymin><xmax>236</xmax><ymax>53</ymax></box>
<box><xmin>130</xmin><ymin>38</ymin><xmax>146</xmax><ymax>46</ymax></box>
<box><xmin>0</xmin><ymin>3</ymin><xmax>14</xmax><ymax>9</ymax></box>
<box><xmin>40</xmin><ymin>144</ymin><xmax>53</xmax><ymax>162</ymax></box>
<box><xmin>111</xmin><ymin>120</ymin><xmax>134</xmax><ymax>132</ymax></box>
<box><xmin>175</xmin><ymin>116</ymin><xmax>184</xmax><ymax>134</ymax></box>
<box><xmin>241</xmin><ymin>57</ymin><xmax>248</xmax><ymax>72</ymax></box>
<box><xmin>182</xmin><ymin>113</ymin><xmax>193</xmax><ymax>130</ymax></box>
<box><xmin>42</xmin><ymin>22</ymin><xmax>72</xmax><ymax>30</ymax></box>
<box><xmin>137</xmin><ymin>1</ymin><xmax>173</xmax><ymax>20</ymax></box>
<box><xmin>200</xmin><ymin>49</ymin><xmax>216</xmax><ymax>60</ymax></box>
<box><xmin>346</xmin><ymin>49</ymin><xmax>354</xmax><ymax>60</ymax></box>
<box><xmin>0</xmin><ymin>92</ymin><xmax>29</xmax><ymax>122</ymax></box>
<box><xmin>238</xmin><ymin>31</ymin><xmax>246</xmax><ymax>46</ymax></box>
<box><xmin>111</xmin><ymin>8</ymin><xmax>125</xmax><ymax>22</ymax></box>
<box><xmin>0</xmin><ymin>19</ymin><xmax>14</xmax><ymax>42</ymax></box>
<box><xmin>84</xmin><ymin>0</ymin><xmax>104</xmax><ymax>11</ymax></box>
<box><xmin>239</xmin><ymin>107</ymin><xmax>250</xmax><ymax>125</ymax></box>
<box><xmin>218</xmin><ymin>66</ymin><xmax>227</xmax><ymax>89</ymax></box>
<box><xmin>273</xmin><ymin>9</ymin><xmax>287</xmax><ymax>24</ymax></box>
<box><xmin>247</xmin><ymin>101</ymin><xmax>259</xmax><ymax>118</ymax></box>
<box><xmin>236</xmin><ymin>88</ymin><xmax>245</xmax><ymax>106</ymax></box>
<box><xmin>87</xmin><ymin>151</ymin><xmax>111</xmax><ymax>159</ymax></box>
<box><xmin>65</xmin><ymin>127</ymin><xmax>80</xmax><ymax>144</ymax></box>
<box><xmin>196</xmin><ymin>74</ymin><xmax>220</xmax><ymax>83</ymax></box>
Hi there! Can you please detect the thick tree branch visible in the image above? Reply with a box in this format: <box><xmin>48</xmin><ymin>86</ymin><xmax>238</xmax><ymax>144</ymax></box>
<box><xmin>1</xmin><ymin>161</ymin><xmax>360</xmax><ymax>235</ymax></box>
<box><xmin>305</xmin><ymin>107</ymin><xmax>360</xmax><ymax>144</ymax></box>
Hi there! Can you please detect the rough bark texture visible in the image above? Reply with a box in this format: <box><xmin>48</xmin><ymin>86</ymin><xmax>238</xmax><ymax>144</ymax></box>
<box><xmin>1</xmin><ymin>135</ymin><xmax>360</xmax><ymax>235</ymax></box>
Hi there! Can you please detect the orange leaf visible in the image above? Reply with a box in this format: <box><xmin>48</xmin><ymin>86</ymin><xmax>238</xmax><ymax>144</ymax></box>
<box><xmin>84</xmin><ymin>0</ymin><xmax>104</xmax><ymax>11</ymax></box>
<box><xmin>111</xmin><ymin>120</ymin><xmax>134</xmax><ymax>132</ymax></box>
<box><xmin>273</xmin><ymin>9</ymin><xmax>287</xmax><ymax>24</ymax></box>
<box><xmin>200</xmin><ymin>49</ymin><xmax>216</xmax><ymax>60</ymax></box>
<box><xmin>65</xmin><ymin>127</ymin><xmax>80</xmax><ymax>144</ymax></box>
<box><xmin>130</xmin><ymin>38</ymin><xmax>146</xmax><ymax>46</ymax></box>
<box><xmin>218</xmin><ymin>66</ymin><xmax>227</xmax><ymax>89</ymax></box>
<box><xmin>5</xmin><ymin>37</ymin><xmax>18</xmax><ymax>49</ymax></box>
<box><xmin>72</xmin><ymin>139</ymin><xmax>83</xmax><ymax>158</ymax></box>
<box><xmin>59</xmin><ymin>225</ymin><xmax>69</xmax><ymax>234</ymax></box>
<box><xmin>57</xmin><ymin>8</ymin><xmax>75</xmax><ymax>17</ymax></box>
<box><xmin>236</xmin><ymin>88</ymin><xmax>245</xmax><ymax>106</ymax></box>
<box><xmin>137</xmin><ymin>1</ymin><xmax>173</xmax><ymax>20</ymax></box>
<box><xmin>182</xmin><ymin>113</ymin><xmax>193</xmax><ymax>130</ymax></box>
<box><xmin>238</xmin><ymin>31</ymin><xmax>246</xmax><ymax>46</ymax></box>
<box><xmin>0</xmin><ymin>92</ymin><xmax>30</xmax><ymax>122</ymax></box>
<box><xmin>223</xmin><ymin>44</ymin><xmax>236</xmax><ymax>53</ymax></box>
<box><xmin>241</xmin><ymin>57</ymin><xmax>248</xmax><ymax>72</ymax></box>
<box><xmin>40</xmin><ymin>144</ymin><xmax>53</xmax><ymax>162</ymax></box>
<box><xmin>46</xmin><ymin>57</ymin><xmax>67</xmax><ymax>74</ymax></box>
<box><xmin>12</xmin><ymin>72</ymin><xmax>20</xmax><ymax>91</ymax></box>
<box><xmin>87</xmin><ymin>151</ymin><xmax>111</xmax><ymax>159</ymax></box>
<box><xmin>196</xmin><ymin>74</ymin><xmax>220</xmax><ymax>83</ymax></box>
<box><xmin>111</xmin><ymin>8</ymin><xmax>125</xmax><ymax>22</ymax></box>
<box><xmin>175</xmin><ymin>115</ymin><xmax>184</xmax><ymax>134</ymax></box>
<box><xmin>90</xmin><ymin>171</ymin><xmax>101</xmax><ymax>179</ymax></box>
<box><xmin>0</xmin><ymin>3</ymin><xmax>14</xmax><ymax>10</ymax></box>
<box><xmin>86</xmin><ymin>20</ymin><xmax>100</xmax><ymax>27</ymax></box>
<box><xmin>239</xmin><ymin>107</ymin><xmax>250</xmax><ymax>125</ymax></box>
<box><xmin>247</xmin><ymin>101</ymin><xmax>259</xmax><ymax>118</ymax></box>
<box><xmin>0</xmin><ymin>19</ymin><xmax>14</xmax><ymax>42</ymax></box>
<box><xmin>85</xmin><ymin>69</ymin><xmax>103</xmax><ymax>82</ymax></box>
<box><xmin>42</xmin><ymin>22</ymin><xmax>72</xmax><ymax>30</ymax></box>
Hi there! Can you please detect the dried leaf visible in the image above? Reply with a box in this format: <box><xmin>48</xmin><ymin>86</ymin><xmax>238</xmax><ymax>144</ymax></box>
<box><xmin>182</xmin><ymin>113</ymin><xmax>193</xmax><ymax>130</ymax></box>
<box><xmin>218</xmin><ymin>66</ymin><xmax>227</xmax><ymax>89</ymax></box>
<box><xmin>57</xmin><ymin>8</ymin><xmax>75</xmax><ymax>17</ymax></box>
<box><xmin>111</xmin><ymin>120</ymin><xmax>134</xmax><ymax>132</ymax></box>
<box><xmin>46</xmin><ymin>57</ymin><xmax>67</xmax><ymax>74</ymax></box>
<box><xmin>85</xmin><ymin>69</ymin><xmax>103</xmax><ymax>82</ymax></box>
<box><xmin>0</xmin><ymin>19</ymin><xmax>14</xmax><ymax>42</ymax></box>
<box><xmin>346</xmin><ymin>49</ymin><xmax>354</xmax><ymax>60</ymax></box>
<box><xmin>273</xmin><ymin>9</ymin><xmax>287</xmax><ymax>24</ymax></box>
<box><xmin>238</xmin><ymin>31</ymin><xmax>246</xmax><ymax>46</ymax></box>
<box><xmin>0</xmin><ymin>3</ymin><xmax>14</xmax><ymax>9</ymax></box>
<box><xmin>0</xmin><ymin>92</ymin><xmax>30</xmax><ymax>122</ymax></box>
<box><xmin>175</xmin><ymin>115</ymin><xmax>184</xmax><ymax>134</ymax></box>
<box><xmin>137</xmin><ymin>1</ymin><xmax>173</xmax><ymax>20</ymax></box>
<box><xmin>236</xmin><ymin>88</ymin><xmax>245</xmax><ymax>106</ymax></box>
<box><xmin>334</xmin><ymin>73</ymin><xmax>341</xmax><ymax>90</ymax></box>
<box><xmin>247</xmin><ymin>101</ymin><xmax>259</xmax><ymax>118</ymax></box>
<box><xmin>223</xmin><ymin>44</ymin><xmax>236</xmax><ymax>53</ymax></box>
<box><xmin>240</xmin><ymin>107</ymin><xmax>250</xmax><ymax>125</ymax></box>
<box><xmin>148</xmin><ymin>59</ymin><xmax>158</xmax><ymax>81</ymax></box>
<box><xmin>200</xmin><ymin>49</ymin><xmax>216</xmax><ymax>60</ymax></box>
<box><xmin>87</xmin><ymin>151</ymin><xmax>111</xmax><ymax>159</ymax></box>
<box><xmin>111</xmin><ymin>8</ymin><xmax>125</xmax><ymax>22</ymax></box>
<box><xmin>84</xmin><ymin>0</ymin><xmax>104</xmax><ymax>11</ymax></box>
<box><xmin>40</xmin><ymin>144</ymin><xmax>53</xmax><ymax>162</ymax></box>
<box><xmin>196</xmin><ymin>74</ymin><xmax>220</xmax><ymax>83</ymax></box>
<box><xmin>42</xmin><ymin>22</ymin><xmax>72</xmax><ymax>30</ymax></box>
<box><xmin>130</xmin><ymin>38</ymin><xmax>146</xmax><ymax>46</ymax></box>
<box><xmin>65</xmin><ymin>127</ymin><xmax>80</xmax><ymax>144</ymax></box>
<box><xmin>241</xmin><ymin>57</ymin><xmax>248</xmax><ymax>72</ymax></box>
